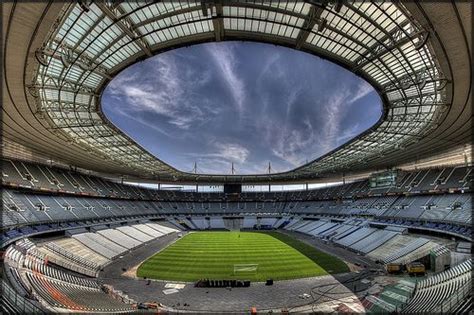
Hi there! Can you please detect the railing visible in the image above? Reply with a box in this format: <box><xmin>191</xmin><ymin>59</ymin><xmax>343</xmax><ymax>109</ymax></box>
<box><xmin>430</xmin><ymin>278</ymin><xmax>472</xmax><ymax>313</ymax></box>
<box><xmin>1</xmin><ymin>213</ymin><xmax>163</xmax><ymax>231</ymax></box>
<box><xmin>1</xmin><ymin>213</ymin><xmax>165</xmax><ymax>248</ymax></box>
<box><xmin>1</xmin><ymin>279</ymin><xmax>44</xmax><ymax>314</ymax></box>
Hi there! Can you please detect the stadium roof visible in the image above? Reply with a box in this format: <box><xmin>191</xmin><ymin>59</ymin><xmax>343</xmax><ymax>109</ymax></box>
<box><xmin>2</xmin><ymin>1</ymin><xmax>472</xmax><ymax>184</ymax></box>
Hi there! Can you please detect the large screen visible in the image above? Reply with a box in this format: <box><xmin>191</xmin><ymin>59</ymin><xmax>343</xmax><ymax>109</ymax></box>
<box><xmin>224</xmin><ymin>184</ymin><xmax>242</xmax><ymax>194</ymax></box>
<box><xmin>369</xmin><ymin>170</ymin><xmax>398</xmax><ymax>188</ymax></box>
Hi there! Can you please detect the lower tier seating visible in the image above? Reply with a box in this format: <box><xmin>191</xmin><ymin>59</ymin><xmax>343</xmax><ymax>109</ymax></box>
<box><xmin>50</xmin><ymin>238</ymin><xmax>110</xmax><ymax>267</ymax></box>
<box><xmin>4</xmin><ymin>240</ymin><xmax>135</xmax><ymax>313</ymax></box>
<box><xmin>402</xmin><ymin>259</ymin><xmax>472</xmax><ymax>313</ymax></box>
<box><xmin>383</xmin><ymin>238</ymin><xmax>432</xmax><ymax>264</ymax></box>
<box><xmin>73</xmin><ymin>233</ymin><xmax>126</xmax><ymax>259</ymax></box>
<box><xmin>26</xmin><ymin>273</ymin><xmax>133</xmax><ymax>312</ymax></box>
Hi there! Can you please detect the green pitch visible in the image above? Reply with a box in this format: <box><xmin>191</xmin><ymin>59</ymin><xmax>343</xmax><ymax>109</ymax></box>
<box><xmin>137</xmin><ymin>231</ymin><xmax>348</xmax><ymax>282</ymax></box>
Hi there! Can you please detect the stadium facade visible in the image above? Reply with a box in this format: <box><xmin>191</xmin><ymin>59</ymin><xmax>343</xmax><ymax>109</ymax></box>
<box><xmin>1</xmin><ymin>1</ymin><xmax>472</xmax><ymax>314</ymax></box>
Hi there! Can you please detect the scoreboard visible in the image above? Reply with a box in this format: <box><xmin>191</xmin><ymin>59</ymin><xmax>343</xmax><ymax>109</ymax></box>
<box><xmin>369</xmin><ymin>170</ymin><xmax>398</xmax><ymax>188</ymax></box>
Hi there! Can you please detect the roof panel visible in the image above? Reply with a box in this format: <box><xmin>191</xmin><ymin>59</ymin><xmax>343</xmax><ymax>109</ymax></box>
<box><xmin>29</xmin><ymin>1</ymin><xmax>449</xmax><ymax>182</ymax></box>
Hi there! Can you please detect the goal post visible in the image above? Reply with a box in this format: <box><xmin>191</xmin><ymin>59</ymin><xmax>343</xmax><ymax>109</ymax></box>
<box><xmin>233</xmin><ymin>264</ymin><xmax>258</xmax><ymax>275</ymax></box>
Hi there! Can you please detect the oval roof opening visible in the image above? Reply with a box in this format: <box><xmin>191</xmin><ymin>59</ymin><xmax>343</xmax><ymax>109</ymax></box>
<box><xmin>102</xmin><ymin>41</ymin><xmax>382</xmax><ymax>175</ymax></box>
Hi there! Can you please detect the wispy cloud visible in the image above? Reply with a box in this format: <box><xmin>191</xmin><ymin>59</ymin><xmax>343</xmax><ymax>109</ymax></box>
<box><xmin>113</xmin><ymin>108</ymin><xmax>174</xmax><ymax>138</ymax></box>
<box><xmin>206</xmin><ymin>43</ymin><xmax>246</xmax><ymax>115</ymax></box>
<box><xmin>320</xmin><ymin>80</ymin><xmax>373</xmax><ymax>151</ymax></box>
<box><xmin>107</xmin><ymin>54</ymin><xmax>214</xmax><ymax>130</ymax></box>
<box><xmin>257</xmin><ymin>51</ymin><xmax>283</xmax><ymax>85</ymax></box>
<box><xmin>214</xmin><ymin>142</ymin><xmax>250</xmax><ymax>164</ymax></box>
<box><xmin>102</xmin><ymin>42</ymin><xmax>380</xmax><ymax>175</ymax></box>
<box><xmin>184</xmin><ymin>141</ymin><xmax>250</xmax><ymax>174</ymax></box>
<box><xmin>271</xmin><ymin>117</ymin><xmax>318</xmax><ymax>167</ymax></box>
<box><xmin>186</xmin><ymin>141</ymin><xmax>249</xmax><ymax>164</ymax></box>
<box><xmin>267</xmin><ymin>80</ymin><xmax>374</xmax><ymax>166</ymax></box>
<box><xmin>353</xmin><ymin>80</ymin><xmax>374</xmax><ymax>103</ymax></box>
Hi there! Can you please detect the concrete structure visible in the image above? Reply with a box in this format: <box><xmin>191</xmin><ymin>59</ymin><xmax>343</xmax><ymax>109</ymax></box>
<box><xmin>2</xmin><ymin>2</ymin><xmax>471</xmax><ymax>184</ymax></box>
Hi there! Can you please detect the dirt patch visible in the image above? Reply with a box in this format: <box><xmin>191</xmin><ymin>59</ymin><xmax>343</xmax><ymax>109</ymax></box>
<box><xmin>346</xmin><ymin>262</ymin><xmax>365</xmax><ymax>272</ymax></box>
<box><xmin>122</xmin><ymin>263</ymin><xmax>140</xmax><ymax>279</ymax></box>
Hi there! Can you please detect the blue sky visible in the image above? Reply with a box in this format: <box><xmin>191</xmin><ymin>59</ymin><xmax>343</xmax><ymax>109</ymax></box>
<box><xmin>102</xmin><ymin>42</ymin><xmax>381</xmax><ymax>175</ymax></box>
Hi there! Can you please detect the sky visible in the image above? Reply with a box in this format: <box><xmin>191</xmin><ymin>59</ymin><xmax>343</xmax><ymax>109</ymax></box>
<box><xmin>102</xmin><ymin>42</ymin><xmax>381</xmax><ymax>175</ymax></box>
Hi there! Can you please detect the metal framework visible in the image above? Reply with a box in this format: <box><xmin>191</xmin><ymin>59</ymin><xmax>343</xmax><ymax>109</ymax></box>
<box><xmin>29</xmin><ymin>1</ymin><xmax>450</xmax><ymax>183</ymax></box>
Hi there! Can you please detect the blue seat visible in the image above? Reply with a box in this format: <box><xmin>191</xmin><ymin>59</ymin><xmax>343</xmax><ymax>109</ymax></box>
<box><xmin>6</xmin><ymin>230</ymin><xmax>21</xmax><ymax>238</ymax></box>
<box><xmin>35</xmin><ymin>225</ymin><xmax>49</xmax><ymax>232</ymax></box>
<box><xmin>20</xmin><ymin>227</ymin><xmax>34</xmax><ymax>234</ymax></box>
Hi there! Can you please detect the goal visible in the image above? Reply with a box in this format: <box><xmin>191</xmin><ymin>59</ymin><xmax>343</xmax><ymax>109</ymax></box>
<box><xmin>233</xmin><ymin>264</ymin><xmax>258</xmax><ymax>275</ymax></box>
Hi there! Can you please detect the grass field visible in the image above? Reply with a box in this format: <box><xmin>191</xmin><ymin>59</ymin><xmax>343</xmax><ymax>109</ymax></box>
<box><xmin>137</xmin><ymin>231</ymin><xmax>348</xmax><ymax>282</ymax></box>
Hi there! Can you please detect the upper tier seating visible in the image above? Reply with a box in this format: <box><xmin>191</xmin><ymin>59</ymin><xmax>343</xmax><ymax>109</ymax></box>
<box><xmin>2</xmin><ymin>159</ymin><xmax>471</xmax><ymax>203</ymax></box>
<box><xmin>2</xmin><ymin>189</ymin><xmax>471</xmax><ymax>245</ymax></box>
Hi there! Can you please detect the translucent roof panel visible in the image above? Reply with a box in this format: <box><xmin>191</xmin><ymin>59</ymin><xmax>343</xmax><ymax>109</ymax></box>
<box><xmin>30</xmin><ymin>1</ymin><xmax>448</xmax><ymax>182</ymax></box>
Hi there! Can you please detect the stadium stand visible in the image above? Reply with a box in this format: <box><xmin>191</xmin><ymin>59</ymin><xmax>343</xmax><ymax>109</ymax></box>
<box><xmin>2</xmin><ymin>222</ymin><xmax>180</xmax><ymax>311</ymax></box>
<box><xmin>3</xmin><ymin>0</ymin><xmax>473</xmax><ymax>312</ymax></box>
<box><xmin>146</xmin><ymin>222</ymin><xmax>179</xmax><ymax>235</ymax></box>
<box><xmin>132</xmin><ymin>224</ymin><xmax>163</xmax><ymax>238</ymax></box>
<box><xmin>209</xmin><ymin>217</ymin><xmax>226</xmax><ymax>229</ymax></box>
<box><xmin>96</xmin><ymin>229</ymin><xmax>141</xmax><ymax>250</ymax></box>
<box><xmin>366</xmin><ymin>235</ymin><xmax>417</xmax><ymax>262</ymax></box>
<box><xmin>402</xmin><ymin>259</ymin><xmax>472</xmax><ymax>313</ymax></box>
<box><xmin>3</xmin><ymin>241</ymin><xmax>135</xmax><ymax>312</ymax></box>
<box><xmin>2</xmin><ymin>159</ymin><xmax>471</xmax><ymax>202</ymax></box>
<box><xmin>259</xmin><ymin>217</ymin><xmax>278</xmax><ymax>228</ymax></box>
<box><xmin>350</xmin><ymin>229</ymin><xmax>399</xmax><ymax>254</ymax></box>
<box><xmin>272</xmin><ymin>217</ymin><xmax>290</xmax><ymax>229</ymax></box>
<box><xmin>73</xmin><ymin>233</ymin><xmax>126</xmax><ymax>260</ymax></box>
<box><xmin>191</xmin><ymin>217</ymin><xmax>209</xmax><ymax>230</ymax></box>
<box><xmin>309</xmin><ymin>221</ymin><xmax>340</xmax><ymax>236</ymax></box>
<box><xmin>2</xmin><ymin>161</ymin><xmax>471</xmax><ymax>250</ymax></box>
<box><xmin>242</xmin><ymin>216</ymin><xmax>258</xmax><ymax>229</ymax></box>
<box><xmin>1</xmin><ymin>278</ymin><xmax>45</xmax><ymax>314</ymax></box>
<box><xmin>382</xmin><ymin>238</ymin><xmax>431</xmax><ymax>264</ymax></box>
<box><xmin>115</xmin><ymin>226</ymin><xmax>153</xmax><ymax>243</ymax></box>
<box><xmin>36</xmin><ymin>243</ymin><xmax>100</xmax><ymax>277</ymax></box>
<box><xmin>336</xmin><ymin>227</ymin><xmax>378</xmax><ymax>248</ymax></box>
<box><xmin>2</xmin><ymin>176</ymin><xmax>472</xmax><ymax>314</ymax></box>
<box><xmin>2</xmin><ymin>159</ymin><xmax>473</xmax><ymax>279</ymax></box>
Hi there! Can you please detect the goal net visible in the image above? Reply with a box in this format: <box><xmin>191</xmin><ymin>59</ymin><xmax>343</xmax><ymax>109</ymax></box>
<box><xmin>233</xmin><ymin>264</ymin><xmax>258</xmax><ymax>275</ymax></box>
